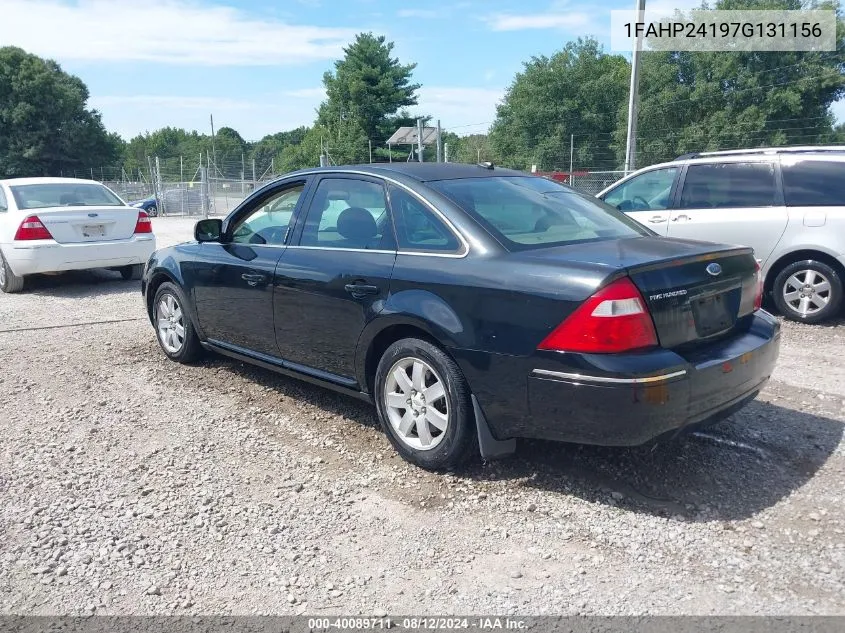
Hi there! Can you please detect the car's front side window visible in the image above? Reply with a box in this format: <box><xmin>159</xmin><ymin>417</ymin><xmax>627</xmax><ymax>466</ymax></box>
<box><xmin>299</xmin><ymin>178</ymin><xmax>393</xmax><ymax>250</ymax></box>
<box><xmin>679</xmin><ymin>162</ymin><xmax>776</xmax><ymax>209</ymax></box>
<box><xmin>230</xmin><ymin>184</ymin><xmax>304</xmax><ymax>246</ymax></box>
<box><xmin>0</xmin><ymin>186</ymin><xmax>7</xmax><ymax>212</ymax></box>
<box><xmin>602</xmin><ymin>167</ymin><xmax>678</xmax><ymax>211</ymax></box>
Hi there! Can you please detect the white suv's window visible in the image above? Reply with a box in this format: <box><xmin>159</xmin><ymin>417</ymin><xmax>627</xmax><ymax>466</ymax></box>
<box><xmin>603</xmin><ymin>167</ymin><xmax>678</xmax><ymax>211</ymax></box>
<box><xmin>0</xmin><ymin>186</ymin><xmax>7</xmax><ymax>211</ymax></box>
<box><xmin>679</xmin><ymin>162</ymin><xmax>776</xmax><ymax>209</ymax></box>
<box><xmin>782</xmin><ymin>160</ymin><xmax>845</xmax><ymax>206</ymax></box>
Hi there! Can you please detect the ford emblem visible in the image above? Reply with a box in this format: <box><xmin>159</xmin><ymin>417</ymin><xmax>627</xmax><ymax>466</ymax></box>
<box><xmin>87</xmin><ymin>213</ymin><xmax>98</xmax><ymax>218</ymax></box>
<box><xmin>706</xmin><ymin>263</ymin><xmax>722</xmax><ymax>276</ymax></box>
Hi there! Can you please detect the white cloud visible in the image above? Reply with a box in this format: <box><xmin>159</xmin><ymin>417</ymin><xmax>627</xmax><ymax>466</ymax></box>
<box><xmin>398</xmin><ymin>9</ymin><xmax>442</xmax><ymax>19</ymax></box>
<box><xmin>89</xmin><ymin>94</ymin><xmax>317</xmax><ymax>140</ymax></box>
<box><xmin>416</xmin><ymin>87</ymin><xmax>505</xmax><ymax>135</ymax></box>
<box><xmin>89</xmin><ymin>86</ymin><xmax>505</xmax><ymax>140</ymax></box>
<box><xmin>0</xmin><ymin>0</ymin><xmax>358</xmax><ymax>66</ymax></box>
<box><xmin>484</xmin><ymin>11</ymin><xmax>592</xmax><ymax>31</ymax></box>
<box><xmin>284</xmin><ymin>88</ymin><xmax>327</xmax><ymax>100</ymax></box>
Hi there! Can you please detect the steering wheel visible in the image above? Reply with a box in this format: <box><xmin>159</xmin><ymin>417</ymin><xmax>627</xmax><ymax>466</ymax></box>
<box><xmin>251</xmin><ymin>226</ymin><xmax>285</xmax><ymax>245</ymax></box>
<box><xmin>632</xmin><ymin>195</ymin><xmax>650</xmax><ymax>210</ymax></box>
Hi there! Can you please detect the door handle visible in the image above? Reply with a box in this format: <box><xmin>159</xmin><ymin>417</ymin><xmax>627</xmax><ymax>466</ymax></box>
<box><xmin>344</xmin><ymin>283</ymin><xmax>379</xmax><ymax>298</ymax></box>
<box><xmin>241</xmin><ymin>273</ymin><xmax>266</xmax><ymax>287</ymax></box>
<box><xmin>672</xmin><ymin>214</ymin><xmax>690</xmax><ymax>222</ymax></box>
<box><xmin>647</xmin><ymin>215</ymin><xmax>667</xmax><ymax>223</ymax></box>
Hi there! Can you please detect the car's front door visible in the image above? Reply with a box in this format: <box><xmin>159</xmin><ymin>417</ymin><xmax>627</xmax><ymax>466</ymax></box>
<box><xmin>190</xmin><ymin>180</ymin><xmax>306</xmax><ymax>355</ymax></box>
<box><xmin>600</xmin><ymin>166</ymin><xmax>680</xmax><ymax>235</ymax></box>
<box><xmin>273</xmin><ymin>174</ymin><xmax>397</xmax><ymax>385</ymax></box>
<box><xmin>668</xmin><ymin>161</ymin><xmax>788</xmax><ymax>266</ymax></box>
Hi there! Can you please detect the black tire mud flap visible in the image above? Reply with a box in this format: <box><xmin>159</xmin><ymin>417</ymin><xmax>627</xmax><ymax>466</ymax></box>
<box><xmin>472</xmin><ymin>395</ymin><xmax>516</xmax><ymax>460</ymax></box>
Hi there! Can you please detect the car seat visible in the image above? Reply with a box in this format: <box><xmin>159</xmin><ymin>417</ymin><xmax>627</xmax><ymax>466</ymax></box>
<box><xmin>336</xmin><ymin>207</ymin><xmax>378</xmax><ymax>249</ymax></box>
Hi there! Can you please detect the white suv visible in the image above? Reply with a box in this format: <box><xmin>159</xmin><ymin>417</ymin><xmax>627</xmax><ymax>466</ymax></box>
<box><xmin>597</xmin><ymin>147</ymin><xmax>845</xmax><ymax>324</ymax></box>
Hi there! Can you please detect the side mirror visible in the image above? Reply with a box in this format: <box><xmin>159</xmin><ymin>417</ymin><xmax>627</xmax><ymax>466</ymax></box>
<box><xmin>195</xmin><ymin>218</ymin><xmax>222</xmax><ymax>242</ymax></box>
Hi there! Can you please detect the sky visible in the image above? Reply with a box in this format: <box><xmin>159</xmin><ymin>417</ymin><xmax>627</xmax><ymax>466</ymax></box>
<box><xmin>1</xmin><ymin>0</ymin><xmax>842</xmax><ymax>141</ymax></box>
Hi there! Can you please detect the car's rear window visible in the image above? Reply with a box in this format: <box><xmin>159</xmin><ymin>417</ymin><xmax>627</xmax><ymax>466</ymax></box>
<box><xmin>10</xmin><ymin>183</ymin><xmax>125</xmax><ymax>210</ymax></box>
<box><xmin>429</xmin><ymin>176</ymin><xmax>649</xmax><ymax>250</ymax></box>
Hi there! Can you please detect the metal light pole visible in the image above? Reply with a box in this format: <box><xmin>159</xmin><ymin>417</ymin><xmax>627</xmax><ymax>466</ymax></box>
<box><xmin>624</xmin><ymin>0</ymin><xmax>646</xmax><ymax>174</ymax></box>
<box><xmin>417</xmin><ymin>118</ymin><xmax>424</xmax><ymax>163</ymax></box>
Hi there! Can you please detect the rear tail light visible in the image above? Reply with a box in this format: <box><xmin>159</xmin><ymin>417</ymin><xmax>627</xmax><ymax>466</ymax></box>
<box><xmin>134</xmin><ymin>211</ymin><xmax>152</xmax><ymax>234</ymax></box>
<box><xmin>14</xmin><ymin>215</ymin><xmax>53</xmax><ymax>241</ymax></box>
<box><xmin>753</xmin><ymin>261</ymin><xmax>764</xmax><ymax>311</ymax></box>
<box><xmin>538</xmin><ymin>277</ymin><xmax>658</xmax><ymax>353</ymax></box>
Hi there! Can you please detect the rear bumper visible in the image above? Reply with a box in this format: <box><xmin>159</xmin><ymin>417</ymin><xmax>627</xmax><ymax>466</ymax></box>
<box><xmin>521</xmin><ymin>311</ymin><xmax>781</xmax><ymax>445</ymax></box>
<box><xmin>2</xmin><ymin>236</ymin><xmax>156</xmax><ymax>276</ymax></box>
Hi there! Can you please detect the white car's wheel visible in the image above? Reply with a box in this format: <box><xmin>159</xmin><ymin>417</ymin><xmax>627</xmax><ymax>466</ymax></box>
<box><xmin>0</xmin><ymin>250</ymin><xmax>25</xmax><ymax>293</ymax></box>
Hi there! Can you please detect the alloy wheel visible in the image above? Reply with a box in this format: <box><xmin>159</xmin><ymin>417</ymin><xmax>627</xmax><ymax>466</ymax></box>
<box><xmin>383</xmin><ymin>357</ymin><xmax>449</xmax><ymax>451</ymax></box>
<box><xmin>782</xmin><ymin>269</ymin><xmax>831</xmax><ymax>317</ymax></box>
<box><xmin>0</xmin><ymin>259</ymin><xmax>6</xmax><ymax>287</ymax></box>
<box><xmin>156</xmin><ymin>293</ymin><xmax>186</xmax><ymax>354</ymax></box>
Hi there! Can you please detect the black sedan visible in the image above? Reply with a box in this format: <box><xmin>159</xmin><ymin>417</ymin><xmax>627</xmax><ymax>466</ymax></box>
<box><xmin>141</xmin><ymin>163</ymin><xmax>780</xmax><ymax>470</ymax></box>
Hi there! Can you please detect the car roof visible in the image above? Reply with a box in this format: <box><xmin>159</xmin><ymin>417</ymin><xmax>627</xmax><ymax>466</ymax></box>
<box><xmin>0</xmin><ymin>176</ymin><xmax>103</xmax><ymax>186</ymax></box>
<box><xmin>287</xmin><ymin>163</ymin><xmax>528</xmax><ymax>182</ymax></box>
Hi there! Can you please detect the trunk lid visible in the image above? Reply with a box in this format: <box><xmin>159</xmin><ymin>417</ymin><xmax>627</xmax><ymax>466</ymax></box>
<box><xmin>514</xmin><ymin>236</ymin><xmax>759</xmax><ymax>348</ymax></box>
<box><xmin>35</xmin><ymin>206</ymin><xmax>140</xmax><ymax>243</ymax></box>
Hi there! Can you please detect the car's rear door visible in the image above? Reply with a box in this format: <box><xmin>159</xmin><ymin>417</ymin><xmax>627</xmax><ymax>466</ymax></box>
<box><xmin>667</xmin><ymin>160</ymin><xmax>788</xmax><ymax>267</ymax></box>
<box><xmin>598</xmin><ymin>166</ymin><xmax>680</xmax><ymax>235</ymax></box>
<box><xmin>273</xmin><ymin>174</ymin><xmax>397</xmax><ymax>385</ymax></box>
<box><xmin>190</xmin><ymin>179</ymin><xmax>306</xmax><ymax>356</ymax></box>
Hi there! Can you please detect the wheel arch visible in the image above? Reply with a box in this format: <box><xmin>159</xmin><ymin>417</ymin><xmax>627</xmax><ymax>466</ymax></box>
<box><xmin>357</xmin><ymin>319</ymin><xmax>446</xmax><ymax>395</ymax></box>
<box><xmin>764</xmin><ymin>248</ymin><xmax>845</xmax><ymax>295</ymax></box>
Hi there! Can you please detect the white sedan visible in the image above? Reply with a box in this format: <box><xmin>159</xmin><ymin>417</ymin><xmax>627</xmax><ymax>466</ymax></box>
<box><xmin>0</xmin><ymin>177</ymin><xmax>156</xmax><ymax>293</ymax></box>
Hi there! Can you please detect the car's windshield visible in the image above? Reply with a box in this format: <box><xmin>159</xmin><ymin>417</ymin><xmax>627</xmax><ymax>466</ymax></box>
<box><xmin>429</xmin><ymin>176</ymin><xmax>649</xmax><ymax>250</ymax></box>
<box><xmin>10</xmin><ymin>183</ymin><xmax>125</xmax><ymax>210</ymax></box>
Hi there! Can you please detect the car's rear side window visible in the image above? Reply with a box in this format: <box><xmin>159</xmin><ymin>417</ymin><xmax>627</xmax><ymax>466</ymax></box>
<box><xmin>782</xmin><ymin>160</ymin><xmax>845</xmax><ymax>207</ymax></box>
<box><xmin>389</xmin><ymin>185</ymin><xmax>461</xmax><ymax>253</ymax></box>
<box><xmin>679</xmin><ymin>162</ymin><xmax>777</xmax><ymax>209</ymax></box>
<box><xmin>0</xmin><ymin>187</ymin><xmax>7</xmax><ymax>211</ymax></box>
<box><xmin>429</xmin><ymin>176</ymin><xmax>647</xmax><ymax>251</ymax></box>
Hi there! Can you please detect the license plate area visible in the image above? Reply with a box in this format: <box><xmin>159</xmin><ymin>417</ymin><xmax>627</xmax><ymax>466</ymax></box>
<box><xmin>692</xmin><ymin>293</ymin><xmax>735</xmax><ymax>337</ymax></box>
<box><xmin>81</xmin><ymin>224</ymin><xmax>105</xmax><ymax>238</ymax></box>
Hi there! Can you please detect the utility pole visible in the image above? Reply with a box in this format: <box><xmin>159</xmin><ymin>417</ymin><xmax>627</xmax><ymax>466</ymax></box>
<box><xmin>252</xmin><ymin>159</ymin><xmax>256</xmax><ymax>187</ymax></box>
<box><xmin>569</xmin><ymin>134</ymin><xmax>574</xmax><ymax>175</ymax></box>
<box><xmin>624</xmin><ymin>0</ymin><xmax>646</xmax><ymax>174</ymax></box>
<box><xmin>241</xmin><ymin>152</ymin><xmax>245</xmax><ymax>196</ymax></box>
<box><xmin>436</xmin><ymin>120</ymin><xmax>442</xmax><ymax>162</ymax></box>
<box><xmin>210</xmin><ymin>114</ymin><xmax>217</xmax><ymax>177</ymax></box>
<box><xmin>444</xmin><ymin>142</ymin><xmax>450</xmax><ymax>163</ymax></box>
<box><xmin>369</xmin><ymin>139</ymin><xmax>373</xmax><ymax>164</ymax></box>
<box><xmin>416</xmin><ymin>118</ymin><xmax>424</xmax><ymax>163</ymax></box>
<box><xmin>180</xmin><ymin>155</ymin><xmax>184</xmax><ymax>183</ymax></box>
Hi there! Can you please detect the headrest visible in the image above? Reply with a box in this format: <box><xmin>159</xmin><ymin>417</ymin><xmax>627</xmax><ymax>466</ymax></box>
<box><xmin>336</xmin><ymin>207</ymin><xmax>377</xmax><ymax>245</ymax></box>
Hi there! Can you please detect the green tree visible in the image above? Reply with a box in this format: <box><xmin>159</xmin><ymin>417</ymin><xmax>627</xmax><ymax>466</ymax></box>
<box><xmin>0</xmin><ymin>46</ymin><xmax>122</xmax><ymax>177</ymax></box>
<box><xmin>489</xmin><ymin>38</ymin><xmax>630</xmax><ymax>170</ymax></box>
<box><xmin>614</xmin><ymin>0</ymin><xmax>845</xmax><ymax>166</ymax></box>
<box><xmin>317</xmin><ymin>33</ymin><xmax>421</xmax><ymax>163</ymax></box>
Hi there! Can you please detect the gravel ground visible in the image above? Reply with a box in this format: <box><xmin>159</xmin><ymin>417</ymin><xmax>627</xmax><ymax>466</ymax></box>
<box><xmin>0</xmin><ymin>217</ymin><xmax>843</xmax><ymax>615</ymax></box>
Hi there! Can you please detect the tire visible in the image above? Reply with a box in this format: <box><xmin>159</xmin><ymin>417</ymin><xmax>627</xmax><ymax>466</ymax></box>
<box><xmin>120</xmin><ymin>264</ymin><xmax>143</xmax><ymax>281</ymax></box>
<box><xmin>147</xmin><ymin>205</ymin><xmax>157</xmax><ymax>217</ymax></box>
<box><xmin>773</xmin><ymin>259</ymin><xmax>843</xmax><ymax>324</ymax></box>
<box><xmin>0</xmin><ymin>249</ymin><xmax>25</xmax><ymax>293</ymax></box>
<box><xmin>374</xmin><ymin>337</ymin><xmax>477</xmax><ymax>470</ymax></box>
<box><xmin>152</xmin><ymin>282</ymin><xmax>203</xmax><ymax>363</ymax></box>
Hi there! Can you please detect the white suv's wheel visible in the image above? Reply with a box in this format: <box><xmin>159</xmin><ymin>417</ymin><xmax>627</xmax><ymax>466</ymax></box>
<box><xmin>773</xmin><ymin>260</ymin><xmax>843</xmax><ymax>324</ymax></box>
